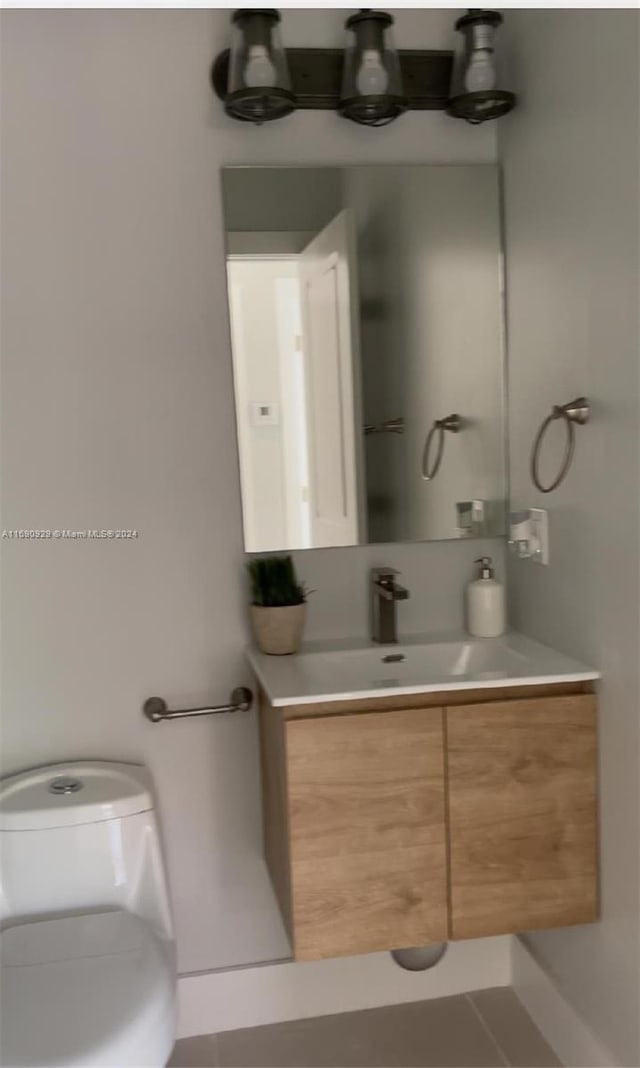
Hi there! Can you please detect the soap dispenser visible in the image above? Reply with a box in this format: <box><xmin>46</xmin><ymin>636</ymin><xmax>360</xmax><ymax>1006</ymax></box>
<box><xmin>466</xmin><ymin>556</ymin><xmax>505</xmax><ymax>638</ymax></box>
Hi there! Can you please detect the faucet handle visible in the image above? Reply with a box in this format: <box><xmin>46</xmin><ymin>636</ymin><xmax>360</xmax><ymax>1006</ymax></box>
<box><xmin>371</xmin><ymin>566</ymin><xmax>409</xmax><ymax>605</ymax></box>
<box><xmin>371</xmin><ymin>566</ymin><xmax>400</xmax><ymax>581</ymax></box>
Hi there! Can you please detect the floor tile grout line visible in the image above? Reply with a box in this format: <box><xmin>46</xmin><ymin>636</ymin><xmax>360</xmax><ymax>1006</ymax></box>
<box><xmin>465</xmin><ymin>993</ymin><xmax>511</xmax><ymax>1068</ymax></box>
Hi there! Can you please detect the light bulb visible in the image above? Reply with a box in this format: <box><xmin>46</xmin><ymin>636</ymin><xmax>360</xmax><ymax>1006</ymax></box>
<box><xmin>464</xmin><ymin>48</ymin><xmax>496</xmax><ymax>93</ymax></box>
<box><xmin>355</xmin><ymin>49</ymin><xmax>389</xmax><ymax>96</ymax></box>
<box><xmin>244</xmin><ymin>44</ymin><xmax>277</xmax><ymax>89</ymax></box>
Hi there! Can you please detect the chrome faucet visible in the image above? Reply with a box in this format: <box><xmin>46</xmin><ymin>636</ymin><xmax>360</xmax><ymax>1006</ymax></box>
<box><xmin>370</xmin><ymin>567</ymin><xmax>409</xmax><ymax>644</ymax></box>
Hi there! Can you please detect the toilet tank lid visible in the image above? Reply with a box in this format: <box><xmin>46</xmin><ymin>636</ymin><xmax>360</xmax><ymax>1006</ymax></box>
<box><xmin>0</xmin><ymin>762</ymin><xmax>154</xmax><ymax>830</ymax></box>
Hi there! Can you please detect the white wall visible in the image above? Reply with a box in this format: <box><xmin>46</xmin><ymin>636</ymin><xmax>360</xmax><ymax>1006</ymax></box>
<box><xmin>227</xmin><ymin>258</ymin><xmax>299</xmax><ymax>552</ymax></box>
<box><xmin>500</xmin><ymin>11</ymin><xmax>640</xmax><ymax>1066</ymax></box>
<box><xmin>0</xmin><ymin>8</ymin><xmax>502</xmax><ymax>983</ymax></box>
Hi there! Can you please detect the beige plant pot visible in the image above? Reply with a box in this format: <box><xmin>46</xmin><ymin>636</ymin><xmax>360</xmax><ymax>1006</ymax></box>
<box><xmin>250</xmin><ymin>603</ymin><xmax>306</xmax><ymax>656</ymax></box>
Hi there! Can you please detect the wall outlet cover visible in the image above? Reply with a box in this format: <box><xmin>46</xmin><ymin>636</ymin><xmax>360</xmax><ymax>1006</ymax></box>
<box><xmin>508</xmin><ymin>507</ymin><xmax>549</xmax><ymax>565</ymax></box>
<box><xmin>530</xmin><ymin>508</ymin><xmax>550</xmax><ymax>565</ymax></box>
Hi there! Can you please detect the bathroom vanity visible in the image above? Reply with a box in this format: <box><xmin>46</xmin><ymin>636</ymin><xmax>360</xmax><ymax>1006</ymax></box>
<box><xmin>249</xmin><ymin>634</ymin><xmax>600</xmax><ymax>962</ymax></box>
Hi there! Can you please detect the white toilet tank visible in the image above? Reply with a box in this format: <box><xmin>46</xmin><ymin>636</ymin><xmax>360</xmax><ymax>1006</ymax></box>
<box><xmin>0</xmin><ymin>761</ymin><xmax>173</xmax><ymax>942</ymax></box>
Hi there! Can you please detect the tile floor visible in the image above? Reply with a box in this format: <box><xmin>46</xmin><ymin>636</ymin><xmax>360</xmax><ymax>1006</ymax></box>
<box><xmin>168</xmin><ymin>987</ymin><xmax>560</xmax><ymax>1068</ymax></box>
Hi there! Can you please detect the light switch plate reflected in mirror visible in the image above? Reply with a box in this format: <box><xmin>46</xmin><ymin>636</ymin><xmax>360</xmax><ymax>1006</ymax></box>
<box><xmin>251</xmin><ymin>402</ymin><xmax>279</xmax><ymax>427</ymax></box>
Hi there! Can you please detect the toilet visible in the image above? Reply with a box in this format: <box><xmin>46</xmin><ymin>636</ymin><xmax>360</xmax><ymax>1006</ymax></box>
<box><xmin>0</xmin><ymin>761</ymin><xmax>176</xmax><ymax>1067</ymax></box>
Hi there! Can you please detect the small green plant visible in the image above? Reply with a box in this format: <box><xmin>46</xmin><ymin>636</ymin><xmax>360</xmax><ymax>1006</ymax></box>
<box><xmin>247</xmin><ymin>555</ymin><xmax>309</xmax><ymax>608</ymax></box>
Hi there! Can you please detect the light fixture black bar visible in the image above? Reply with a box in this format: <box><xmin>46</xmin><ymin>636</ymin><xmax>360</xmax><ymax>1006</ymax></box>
<box><xmin>212</xmin><ymin>48</ymin><xmax>454</xmax><ymax>111</ymax></box>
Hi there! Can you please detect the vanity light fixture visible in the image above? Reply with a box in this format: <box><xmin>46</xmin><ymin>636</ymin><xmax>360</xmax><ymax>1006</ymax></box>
<box><xmin>224</xmin><ymin>9</ymin><xmax>295</xmax><ymax>123</ymax></box>
<box><xmin>339</xmin><ymin>10</ymin><xmax>407</xmax><ymax>126</ymax></box>
<box><xmin>447</xmin><ymin>9</ymin><xmax>516</xmax><ymax>124</ymax></box>
<box><xmin>211</xmin><ymin>9</ymin><xmax>454</xmax><ymax>123</ymax></box>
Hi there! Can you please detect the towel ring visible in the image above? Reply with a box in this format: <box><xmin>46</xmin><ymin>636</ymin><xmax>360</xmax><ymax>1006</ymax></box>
<box><xmin>421</xmin><ymin>413</ymin><xmax>462</xmax><ymax>482</ymax></box>
<box><xmin>530</xmin><ymin>397</ymin><xmax>590</xmax><ymax>493</ymax></box>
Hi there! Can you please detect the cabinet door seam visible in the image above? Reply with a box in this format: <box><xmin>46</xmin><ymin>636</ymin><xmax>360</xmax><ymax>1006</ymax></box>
<box><xmin>442</xmin><ymin>706</ymin><xmax>454</xmax><ymax>942</ymax></box>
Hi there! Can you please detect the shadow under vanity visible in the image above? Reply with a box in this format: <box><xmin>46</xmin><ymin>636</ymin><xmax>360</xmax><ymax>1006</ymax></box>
<box><xmin>220</xmin><ymin>164</ymin><xmax>601</xmax><ymax>964</ymax></box>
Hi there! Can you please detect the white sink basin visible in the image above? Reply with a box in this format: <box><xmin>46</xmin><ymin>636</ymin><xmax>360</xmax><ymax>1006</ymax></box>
<box><xmin>247</xmin><ymin>632</ymin><xmax>599</xmax><ymax>707</ymax></box>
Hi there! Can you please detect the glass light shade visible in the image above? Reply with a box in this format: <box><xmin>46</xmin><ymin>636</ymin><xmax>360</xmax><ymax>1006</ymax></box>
<box><xmin>339</xmin><ymin>10</ymin><xmax>407</xmax><ymax>126</ymax></box>
<box><xmin>447</xmin><ymin>10</ymin><xmax>515</xmax><ymax>124</ymax></box>
<box><xmin>226</xmin><ymin>9</ymin><xmax>295</xmax><ymax>123</ymax></box>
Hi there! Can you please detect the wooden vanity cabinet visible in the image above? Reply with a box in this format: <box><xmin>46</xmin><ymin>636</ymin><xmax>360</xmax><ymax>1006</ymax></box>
<box><xmin>446</xmin><ymin>694</ymin><xmax>598</xmax><ymax>940</ymax></box>
<box><xmin>259</xmin><ymin>684</ymin><xmax>598</xmax><ymax>962</ymax></box>
<box><xmin>265</xmin><ymin>704</ymin><xmax>448</xmax><ymax>961</ymax></box>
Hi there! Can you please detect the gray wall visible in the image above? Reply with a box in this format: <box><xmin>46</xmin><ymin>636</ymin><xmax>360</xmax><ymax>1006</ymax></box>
<box><xmin>500</xmin><ymin>10</ymin><xmax>640</xmax><ymax>1066</ymax></box>
<box><xmin>345</xmin><ymin>165</ymin><xmax>505</xmax><ymax>543</ymax></box>
<box><xmin>0</xmin><ymin>7</ymin><xmax>500</xmax><ymax>986</ymax></box>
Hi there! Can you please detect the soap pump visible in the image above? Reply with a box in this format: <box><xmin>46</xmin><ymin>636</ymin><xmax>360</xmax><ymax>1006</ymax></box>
<box><xmin>466</xmin><ymin>556</ymin><xmax>506</xmax><ymax>638</ymax></box>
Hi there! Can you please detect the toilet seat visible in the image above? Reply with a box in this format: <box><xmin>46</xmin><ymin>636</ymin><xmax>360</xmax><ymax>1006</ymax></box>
<box><xmin>1</xmin><ymin>910</ymin><xmax>175</xmax><ymax>1067</ymax></box>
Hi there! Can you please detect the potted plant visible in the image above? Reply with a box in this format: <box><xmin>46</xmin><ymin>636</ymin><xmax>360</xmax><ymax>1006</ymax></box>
<box><xmin>247</xmin><ymin>555</ymin><xmax>309</xmax><ymax>656</ymax></box>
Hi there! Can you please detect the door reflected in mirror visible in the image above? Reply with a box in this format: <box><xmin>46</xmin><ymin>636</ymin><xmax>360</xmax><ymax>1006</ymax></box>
<box><xmin>222</xmin><ymin>165</ymin><xmax>506</xmax><ymax>551</ymax></box>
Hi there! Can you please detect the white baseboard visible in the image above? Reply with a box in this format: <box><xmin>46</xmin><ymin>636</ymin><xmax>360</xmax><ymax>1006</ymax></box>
<box><xmin>512</xmin><ymin>937</ymin><xmax>618</xmax><ymax>1068</ymax></box>
<box><xmin>177</xmin><ymin>936</ymin><xmax>511</xmax><ymax>1038</ymax></box>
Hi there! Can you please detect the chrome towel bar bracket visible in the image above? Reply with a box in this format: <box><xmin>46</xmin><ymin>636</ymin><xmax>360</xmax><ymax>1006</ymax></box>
<box><xmin>143</xmin><ymin>687</ymin><xmax>253</xmax><ymax>723</ymax></box>
<box><xmin>364</xmin><ymin>417</ymin><xmax>405</xmax><ymax>436</ymax></box>
<box><xmin>530</xmin><ymin>397</ymin><xmax>590</xmax><ymax>493</ymax></box>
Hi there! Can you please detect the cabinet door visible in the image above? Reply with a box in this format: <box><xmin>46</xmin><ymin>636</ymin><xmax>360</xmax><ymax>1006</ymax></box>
<box><xmin>447</xmin><ymin>695</ymin><xmax>598</xmax><ymax>939</ymax></box>
<box><xmin>285</xmin><ymin>707</ymin><xmax>447</xmax><ymax>961</ymax></box>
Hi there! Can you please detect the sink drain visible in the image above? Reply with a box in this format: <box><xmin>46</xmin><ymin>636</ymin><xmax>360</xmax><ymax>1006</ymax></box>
<box><xmin>48</xmin><ymin>776</ymin><xmax>83</xmax><ymax>795</ymax></box>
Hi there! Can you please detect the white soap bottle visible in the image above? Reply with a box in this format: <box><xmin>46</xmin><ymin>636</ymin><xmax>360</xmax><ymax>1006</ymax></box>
<box><xmin>466</xmin><ymin>556</ymin><xmax>506</xmax><ymax>638</ymax></box>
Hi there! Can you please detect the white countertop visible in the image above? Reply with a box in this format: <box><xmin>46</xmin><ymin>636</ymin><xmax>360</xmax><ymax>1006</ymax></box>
<box><xmin>246</xmin><ymin>631</ymin><xmax>600</xmax><ymax>707</ymax></box>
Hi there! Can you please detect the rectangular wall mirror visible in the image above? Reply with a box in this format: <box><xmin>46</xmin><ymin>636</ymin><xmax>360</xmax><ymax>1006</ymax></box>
<box><xmin>221</xmin><ymin>165</ymin><xmax>506</xmax><ymax>551</ymax></box>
